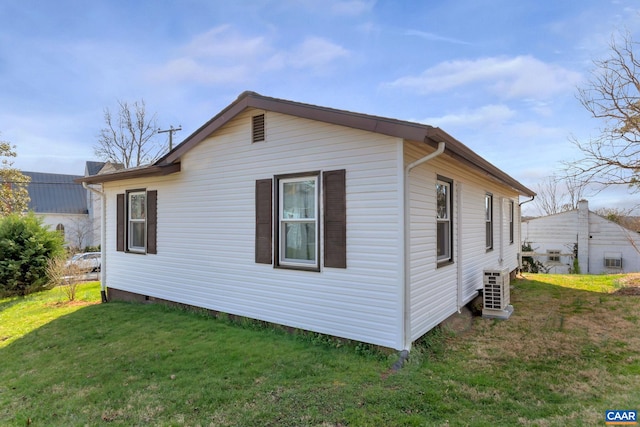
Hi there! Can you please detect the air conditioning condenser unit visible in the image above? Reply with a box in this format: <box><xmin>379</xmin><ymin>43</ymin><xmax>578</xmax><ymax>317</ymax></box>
<box><xmin>482</xmin><ymin>268</ymin><xmax>514</xmax><ymax>320</ymax></box>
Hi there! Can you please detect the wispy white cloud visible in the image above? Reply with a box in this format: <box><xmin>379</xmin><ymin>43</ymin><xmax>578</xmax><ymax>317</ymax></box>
<box><xmin>287</xmin><ymin>37</ymin><xmax>350</xmax><ymax>69</ymax></box>
<box><xmin>147</xmin><ymin>26</ymin><xmax>350</xmax><ymax>84</ymax></box>
<box><xmin>418</xmin><ymin>104</ymin><xmax>568</xmax><ymax>145</ymax></box>
<box><xmin>183</xmin><ymin>25</ymin><xmax>269</xmax><ymax>59</ymax></box>
<box><xmin>418</xmin><ymin>104</ymin><xmax>516</xmax><ymax>128</ymax></box>
<box><xmin>387</xmin><ymin>55</ymin><xmax>582</xmax><ymax>100</ymax></box>
<box><xmin>405</xmin><ymin>29</ymin><xmax>471</xmax><ymax>45</ymax></box>
<box><xmin>149</xmin><ymin>58</ymin><xmax>250</xmax><ymax>85</ymax></box>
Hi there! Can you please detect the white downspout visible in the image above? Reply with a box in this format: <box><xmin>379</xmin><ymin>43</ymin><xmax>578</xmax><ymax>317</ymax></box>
<box><xmin>499</xmin><ymin>197</ymin><xmax>504</xmax><ymax>266</ymax></box>
<box><xmin>83</xmin><ymin>182</ymin><xmax>107</xmax><ymax>303</ymax></box>
<box><xmin>403</xmin><ymin>141</ymin><xmax>445</xmax><ymax>350</ymax></box>
<box><xmin>456</xmin><ymin>183</ymin><xmax>463</xmax><ymax>311</ymax></box>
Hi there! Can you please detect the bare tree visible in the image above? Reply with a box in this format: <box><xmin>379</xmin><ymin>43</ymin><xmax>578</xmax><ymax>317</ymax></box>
<box><xmin>594</xmin><ymin>206</ymin><xmax>640</xmax><ymax>231</ymax></box>
<box><xmin>566</xmin><ymin>31</ymin><xmax>640</xmax><ymax>188</ymax></box>
<box><xmin>0</xmin><ymin>139</ymin><xmax>30</xmax><ymax>216</ymax></box>
<box><xmin>46</xmin><ymin>255</ymin><xmax>92</xmax><ymax>302</ymax></box>
<box><xmin>533</xmin><ymin>177</ymin><xmax>565</xmax><ymax>216</ymax></box>
<box><xmin>95</xmin><ymin>99</ymin><xmax>166</xmax><ymax>168</ymax></box>
<box><xmin>564</xmin><ymin>175</ymin><xmax>588</xmax><ymax>210</ymax></box>
<box><xmin>594</xmin><ymin>206</ymin><xmax>631</xmax><ymax>223</ymax></box>
<box><xmin>533</xmin><ymin>175</ymin><xmax>587</xmax><ymax>216</ymax></box>
<box><xmin>66</xmin><ymin>216</ymin><xmax>99</xmax><ymax>251</ymax></box>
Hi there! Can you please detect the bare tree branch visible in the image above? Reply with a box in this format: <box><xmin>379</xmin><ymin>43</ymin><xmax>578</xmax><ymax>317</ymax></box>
<box><xmin>532</xmin><ymin>175</ymin><xmax>587</xmax><ymax>216</ymax></box>
<box><xmin>565</xmin><ymin>31</ymin><xmax>640</xmax><ymax>190</ymax></box>
<box><xmin>94</xmin><ymin>99</ymin><xmax>167</xmax><ymax>168</ymax></box>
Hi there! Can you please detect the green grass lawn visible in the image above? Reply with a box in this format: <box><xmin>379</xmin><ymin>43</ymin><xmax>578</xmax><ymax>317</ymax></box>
<box><xmin>1</xmin><ymin>275</ymin><xmax>638</xmax><ymax>426</ymax></box>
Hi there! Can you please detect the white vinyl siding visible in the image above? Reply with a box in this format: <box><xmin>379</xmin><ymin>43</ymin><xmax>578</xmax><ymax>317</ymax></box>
<box><xmin>524</xmin><ymin>207</ymin><xmax>640</xmax><ymax>274</ymax></box>
<box><xmin>103</xmin><ymin>110</ymin><xmax>405</xmax><ymax>349</ymax></box>
<box><xmin>406</xmin><ymin>140</ymin><xmax>522</xmax><ymax>341</ymax></box>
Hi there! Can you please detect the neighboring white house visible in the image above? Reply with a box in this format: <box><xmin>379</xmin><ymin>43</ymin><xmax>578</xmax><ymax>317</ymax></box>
<box><xmin>523</xmin><ymin>200</ymin><xmax>640</xmax><ymax>274</ymax></box>
<box><xmin>79</xmin><ymin>91</ymin><xmax>535</xmax><ymax>351</ymax></box>
<box><xmin>23</xmin><ymin>162</ymin><xmax>121</xmax><ymax>249</ymax></box>
<box><xmin>23</xmin><ymin>171</ymin><xmax>94</xmax><ymax>249</ymax></box>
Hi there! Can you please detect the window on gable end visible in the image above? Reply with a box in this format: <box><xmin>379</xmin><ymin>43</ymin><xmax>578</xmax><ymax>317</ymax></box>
<box><xmin>255</xmin><ymin>169</ymin><xmax>346</xmax><ymax>270</ymax></box>
<box><xmin>277</xmin><ymin>173</ymin><xmax>319</xmax><ymax>269</ymax></box>
<box><xmin>128</xmin><ymin>190</ymin><xmax>147</xmax><ymax>252</ymax></box>
<box><xmin>116</xmin><ymin>189</ymin><xmax>157</xmax><ymax>254</ymax></box>
<box><xmin>252</xmin><ymin>114</ymin><xmax>265</xmax><ymax>143</ymax></box>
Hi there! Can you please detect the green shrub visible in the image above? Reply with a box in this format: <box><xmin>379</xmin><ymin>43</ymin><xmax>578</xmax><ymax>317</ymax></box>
<box><xmin>521</xmin><ymin>241</ymin><xmax>548</xmax><ymax>273</ymax></box>
<box><xmin>0</xmin><ymin>213</ymin><xmax>65</xmax><ymax>296</ymax></box>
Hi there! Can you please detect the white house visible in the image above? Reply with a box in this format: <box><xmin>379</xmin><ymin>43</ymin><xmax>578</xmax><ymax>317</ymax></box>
<box><xmin>78</xmin><ymin>91</ymin><xmax>535</xmax><ymax>351</ymax></box>
<box><xmin>24</xmin><ymin>171</ymin><xmax>94</xmax><ymax>249</ymax></box>
<box><xmin>523</xmin><ymin>200</ymin><xmax>640</xmax><ymax>274</ymax></box>
<box><xmin>23</xmin><ymin>162</ymin><xmax>121</xmax><ymax>250</ymax></box>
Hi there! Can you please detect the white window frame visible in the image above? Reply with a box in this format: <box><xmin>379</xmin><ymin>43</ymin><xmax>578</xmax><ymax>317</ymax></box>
<box><xmin>128</xmin><ymin>190</ymin><xmax>147</xmax><ymax>253</ymax></box>
<box><xmin>547</xmin><ymin>249</ymin><xmax>561</xmax><ymax>263</ymax></box>
<box><xmin>436</xmin><ymin>178</ymin><xmax>452</xmax><ymax>264</ymax></box>
<box><xmin>604</xmin><ymin>253</ymin><xmax>622</xmax><ymax>269</ymax></box>
<box><xmin>509</xmin><ymin>201</ymin><xmax>515</xmax><ymax>244</ymax></box>
<box><xmin>278</xmin><ymin>175</ymin><xmax>319</xmax><ymax>268</ymax></box>
<box><xmin>485</xmin><ymin>193</ymin><xmax>493</xmax><ymax>250</ymax></box>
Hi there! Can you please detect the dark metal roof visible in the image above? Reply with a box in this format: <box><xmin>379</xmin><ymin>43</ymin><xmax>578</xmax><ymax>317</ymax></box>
<box><xmin>85</xmin><ymin>161</ymin><xmax>106</xmax><ymax>176</ymax></box>
<box><xmin>77</xmin><ymin>91</ymin><xmax>536</xmax><ymax>197</ymax></box>
<box><xmin>23</xmin><ymin>171</ymin><xmax>88</xmax><ymax>214</ymax></box>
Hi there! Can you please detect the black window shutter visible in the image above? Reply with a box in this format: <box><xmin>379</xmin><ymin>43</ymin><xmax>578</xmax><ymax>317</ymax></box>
<box><xmin>255</xmin><ymin>179</ymin><xmax>273</xmax><ymax>264</ymax></box>
<box><xmin>323</xmin><ymin>169</ymin><xmax>346</xmax><ymax>268</ymax></box>
<box><xmin>116</xmin><ymin>193</ymin><xmax>125</xmax><ymax>252</ymax></box>
<box><xmin>147</xmin><ymin>190</ymin><xmax>157</xmax><ymax>254</ymax></box>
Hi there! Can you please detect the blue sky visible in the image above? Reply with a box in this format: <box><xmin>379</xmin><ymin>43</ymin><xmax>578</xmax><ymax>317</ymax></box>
<box><xmin>1</xmin><ymin>0</ymin><xmax>640</xmax><ymax>215</ymax></box>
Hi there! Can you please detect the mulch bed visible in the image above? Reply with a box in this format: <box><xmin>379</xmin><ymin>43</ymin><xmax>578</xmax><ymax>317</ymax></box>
<box><xmin>614</xmin><ymin>274</ymin><xmax>640</xmax><ymax>295</ymax></box>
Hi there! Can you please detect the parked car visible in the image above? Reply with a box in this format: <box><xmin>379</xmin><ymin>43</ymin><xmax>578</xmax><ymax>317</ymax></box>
<box><xmin>66</xmin><ymin>252</ymin><xmax>101</xmax><ymax>272</ymax></box>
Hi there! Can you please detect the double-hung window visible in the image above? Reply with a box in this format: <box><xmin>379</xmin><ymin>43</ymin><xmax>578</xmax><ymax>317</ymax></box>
<box><xmin>436</xmin><ymin>177</ymin><xmax>452</xmax><ymax>264</ymax></box>
<box><xmin>117</xmin><ymin>189</ymin><xmax>157</xmax><ymax>254</ymax></box>
<box><xmin>255</xmin><ymin>169</ymin><xmax>346</xmax><ymax>270</ymax></box>
<box><xmin>485</xmin><ymin>193</ymin><xmax>493</xmax><ymax>250</ymax></box>
<box><xmin>128</xmin><ymin>191</ymin><xmax>147</xmax><ymax>252</ymax></box>
<box><xmin>509</xmin><ymin>200</ymin><xmax>515</xmax><ymax>244</ymax></box>
<box><xmin>278</xmin><ymin>175</ymin><xmax>319</xmax><ymax>268</ymax></box>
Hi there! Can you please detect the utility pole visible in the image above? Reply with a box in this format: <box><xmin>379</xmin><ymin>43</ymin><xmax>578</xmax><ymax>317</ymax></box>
<box><xmin>158</xmin><ymin>125</ymin><xmax>182</xmax><ymax>151</ymax></box>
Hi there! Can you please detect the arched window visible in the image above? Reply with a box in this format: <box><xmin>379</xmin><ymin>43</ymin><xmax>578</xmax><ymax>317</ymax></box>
<box><xmin>56</xmin><ymin>223</ymin><xmax>65</xmax><ymax>240</ymax></box>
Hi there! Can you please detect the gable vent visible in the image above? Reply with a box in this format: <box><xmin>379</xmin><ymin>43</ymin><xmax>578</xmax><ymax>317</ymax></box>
<box><xmin>252</xmin><ymin>114</ymin><xmax>265</xmax><ymax>143</ymax></box>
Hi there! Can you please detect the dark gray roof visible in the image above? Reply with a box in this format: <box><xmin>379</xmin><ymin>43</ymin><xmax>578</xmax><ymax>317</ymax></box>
<box><xmin>23</xmin><ymin>171</ymin><xmax>88</xmax><ymax>214</ymax></box>
<box><xmin>85</xmin><ymin>161</ymin><xmax>106</xmax><ymax>176</ymax></box>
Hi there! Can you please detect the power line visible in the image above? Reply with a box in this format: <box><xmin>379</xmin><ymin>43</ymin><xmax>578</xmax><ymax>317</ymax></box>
<box><xmin>158</xmin><ymin>125</ymin><xmax>182</xmax><ymax>151</ymax></box>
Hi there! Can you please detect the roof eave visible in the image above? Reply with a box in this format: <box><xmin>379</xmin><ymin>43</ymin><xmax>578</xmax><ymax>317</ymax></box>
<box><xmin>75</xmin><ymin>163</ymin><xmax>181</xmax><ymax>184</ymax></box>
<box><xmin>87</xmin><ymin>91</ymin><xmax>535</xmax><ymax>196</ymax></box>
